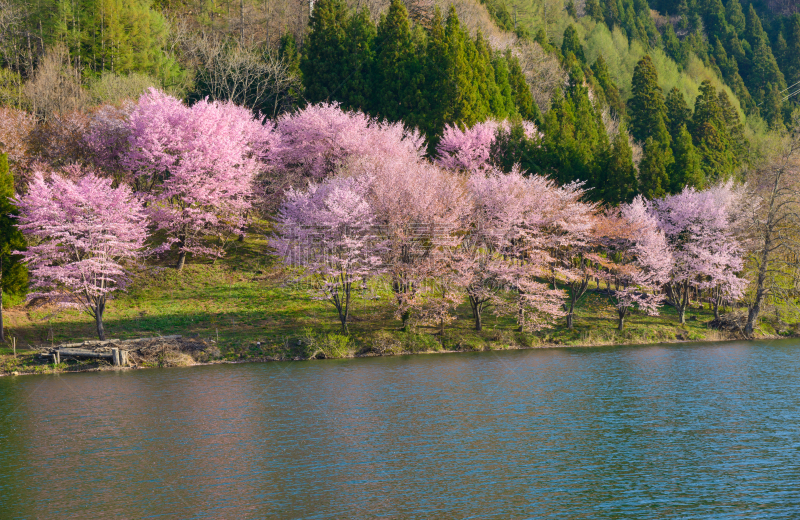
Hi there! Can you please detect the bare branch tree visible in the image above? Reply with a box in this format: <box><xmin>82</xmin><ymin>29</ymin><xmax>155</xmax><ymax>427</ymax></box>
<box><xmin>181</xmin><ymin>32</ymin><xmax>301</xmax><ymax>117</ymax></box>
<box><xmin>744</xmin><ymin>117</ymin><xmax>800</xmax><ymax>335</ymax></box>
<box><xmin>23</xmin><ymin>45</ymin><xmax>88</xmax><ymax>123</ymax></box>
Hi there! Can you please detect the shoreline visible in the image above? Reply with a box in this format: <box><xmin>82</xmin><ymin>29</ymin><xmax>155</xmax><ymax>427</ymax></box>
<box><xmin>3</xmin><ymin>331</ymin><xmax>787</xmax><ymax>378</ymax></box>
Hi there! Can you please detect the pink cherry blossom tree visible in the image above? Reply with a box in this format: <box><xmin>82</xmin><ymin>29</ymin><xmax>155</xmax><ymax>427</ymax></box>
<box><xmin>542</xmin><ymin>181</ymin><xmax>601</xmax><ymax>330</ymax></box>
<box><xmin>648</xmin><ymin>182</ymin><xmax>748</xmax><ymax>324</ymax></box>
<box><xmin>601</xmin><ymin>197</ymin><xmax>672</xmax><ymax>330</ymax></box>
<box><xmin>84</xmin><ymin>102</ymin><xmax>135</xmax><ymax>176</ymax></box>
<box><xmin>354</xmin><ymin>155</ymin><xmax>470</xmax><ymax>331</ymax></box>
<box><xmin>435</xmin><ymin>120</ymin><xmax>541</xmax><ymax>173</ymax></box>
<box><xmin>123</xmin><ymin>88</ymin><xmax>271</xmax><ymax>269</ymax></box>
<box><xmin>272</xmin><ymin>175</ymin><xmax>384</xmax><ymax>334</ymax></box>
<box><xmin>465</xmin><ymin>167</ymin><xmax>568</xmax><ymax>332</ymax></box>
<box><xmin>14</xmin><ymin>165</ymin><xmax>148</xmax><ymax>340</ymax></box>
<box><xmin>270</xmin><ymin>102</ymin><xmax>425</xmax><ymax>180</ymax></box>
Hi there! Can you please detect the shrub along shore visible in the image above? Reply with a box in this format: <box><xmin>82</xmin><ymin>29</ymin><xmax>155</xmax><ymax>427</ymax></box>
<box><xmin>0</xmin><ymin>232</ymin><xmax>788</xmax><ymax>377</ymax></box>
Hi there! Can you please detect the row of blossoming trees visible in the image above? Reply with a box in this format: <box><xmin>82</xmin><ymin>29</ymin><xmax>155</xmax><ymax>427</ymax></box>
<box><xmin>9</xmin><ymin>88</ymin><xmax>749</xmax><ymax>340</ymax></box>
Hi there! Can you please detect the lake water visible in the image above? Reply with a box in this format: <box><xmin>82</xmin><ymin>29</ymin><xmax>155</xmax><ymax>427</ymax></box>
<box><xmin>1</xmin><ymin>340</ymin><xmax>800</xmax><ymax>518</ymax></box>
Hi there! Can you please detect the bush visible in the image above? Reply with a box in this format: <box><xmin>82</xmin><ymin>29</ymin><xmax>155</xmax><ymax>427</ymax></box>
<box><xmin>302</xmin><ymin>329</ymin><xmax>354</xmax><ymax>359</ymax></box>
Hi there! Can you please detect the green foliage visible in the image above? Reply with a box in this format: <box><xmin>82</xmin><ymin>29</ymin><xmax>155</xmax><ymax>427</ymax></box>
<box><xmin>0</xmin><ymin>153</ymin><xmax>28</xmax><ymax>315</ymax></box>
<box><xmin>669</xmin><ymin>124</ymin><xmax>704</xmax><ymax>191</ymax></box>
<box><xmin>690</xmin><ymin>80</ymin><xmax>737</xmax><ymax>181</ymax></box>
<box><xmin>88</xmin><ymin>72</ymin><xmax>160</xmax><ymax>105</ymax></box>
<box><xmin>638</xmin><ymin>137</ymin><xmax>671</xmax><ymax>199</ymax></box>
<box><xmin>591</xmin><ymin>55</ymin><xmax>625</xmax><ymax>117</ymax></box>
<box><xmin>665</xmin><ymin>87</ymin><xmax>691</xmax><ymax>141</ymax></box>
<box><xmin>562</xmin><ymin>25</ymin><xmax>586</xmax><ymax>63</ymax></box>
<box><xmin>601</xmin><ymin>124</ymin><xmax>638</xmax><ymax>204</ymax></box>
<box><xmin>19</xmin><ymin>0</ymin><xmax>181</xmax><ymax>83</ymax></box>
<box><xmin>540</xmin><ymin>84</ymin><xmax>611</xmax><ymax>190</ymax></box>
<box><xmin>628</xmin><ymin>55</ymin><xmax>668</xmax><ymax>144</ymax></box>
<box><xmin>507</xmin><ymin>50</ymin><xmax>541</xmax><ymax>122</ymax></box>
<box><xmin>301</xmin><ymin>0</ymin><xmax>375</xmax><ymax>110</ymax></box>
<box><xmin>371</xmin><ymin>0</ymin><xmax>419</xmax><ymax>122</ymax></box>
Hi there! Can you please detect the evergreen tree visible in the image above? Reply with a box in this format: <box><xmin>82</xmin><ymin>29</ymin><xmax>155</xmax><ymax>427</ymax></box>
<box><xmin>562</xmin><ymin>25</ymin><xmax>586</xmax><ymax>64</ymax></box>
<box><xmin>701</xmin><ymin>0</ymin><xmax>728</xmax><ymax>40</ymax></box>
<box><xmin>278</xmin><ymin>34</ymin><xmax>303</xmax><ymax>109</ymax></box>
<box><xmin>444</xmin><ymin>6</ymin><xmax>482</xmax><ymax>127</ymax></box>
<box><xmin>301</xmin><ymin>0</ymin><xmax>376</xmax><ymax>110</ymax></box>
<box><xmin>507</xmin><ymin>50</ymin><xmax>541</xmax><ymax>122</ymax></box>
<box><xmin>566</xmin><ymin>0</ymin><xmax>578</xmax><ymax>19</ymax></box>
<box><xmin>474</xmin><ymin>31</ymin><xmax>507</xmax><ymax>119</ymax></box>
<box><xmin>691</xmin><ymin>81</ymin><xmax>735</xmax><ymax>181</ymax></box>
<box><xmin>542</xmin><ymin>85</ymin><xmax>610</xmax><ymax>188</ymax></box>
<box><xmin>25</xmin><ymin>0</ymin><xmax>182</xmax><ymax>82</ymax></box>
<box><xmin>663</xmin><ymin>23</ymin><xmax>687</xmax><ymax>69</ymax></box>
<box><xmin>493</xmin><ymin>55</ymin><xmax>518</xmax><ymax>119</ymax></box>
<box><xmin>718</xmin><ymin>90</ymin><xmax>747</xmax><ymax>163</ymax></box>
<box><xmin>604</xmin><ymin>0</ymin><xmax>620</xmax><ymax>29</ymax></box>
<box><xmin>421</xmin><ymin>8</ymin><xmax>452</xmax><ymax>137</ymax></box>
<box><xmin>591</xmin><ymin>55</ymin><xmax>624</xmax><ymax>117</ymax></box>
<box><xmin>372</xmin><ymin>0</ymin><xmax>418</xmax><ymax>122</ymax></box>
<box><xmin>602</xmin><ymin>124</ymin><xmax>638</xmax><ymax>204</ymax></box>
<box><xmin>725</xmin><ymin>0</ymin><xmax>745</xmax><ymax>35</ymax></box>
<box><xmin>665</xmin><ymin>87</ymin><xmax>691</xmax><ymax>141</ymax></box>
<box><xmin>784</xmin><ymin>17</ymin><xmax>800</xmax><ymax>93</ymax></box>
<box><xmin>0</xmin><ymin>153</ymin><xmax>27</xmax><ymax>343</ymax></box>
<box><xmin>749</xmin><ymin>38</ymin><xmax>786</xmax><ymax>105</ymax></box>
<box><xmin>762</xmin><ymin>84</ymin><xmax>785</xmax><ymax>130</ymax></box>
<box><xmin>669</xmin><ymin>124</ymin><xmax>704</xmax><ymax>192</ymax></box>
<box><xmin>638</xmin><ymin>137</ymin><xmax>670</xmax><ymax>199</ymax></box>
<box><xmin>744</xmin><ymin>5</ymin><xmax>766</xmax><ymax>47</ymax></box>
<box><xmin>586</xmin><ymin>0</ymin><xmax>604</xmax><ymax>23</ymax></box>
<box><xmin>628</xmin><ymin>55</ymin><xmax>668</xmax><ymax>144</ymax></box>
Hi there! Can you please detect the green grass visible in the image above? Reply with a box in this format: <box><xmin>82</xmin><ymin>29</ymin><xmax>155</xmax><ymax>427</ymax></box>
<box><xmin>0</xmin><ymin>229</ymin><xmax>771</xmax><ymax>375</ymax></box>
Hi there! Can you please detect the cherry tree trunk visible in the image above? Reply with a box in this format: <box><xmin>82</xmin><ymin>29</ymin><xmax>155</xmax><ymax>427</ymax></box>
<box><xmin>617</xmin><ymin>311</ymin><xmax>625</xmax><ymax>331</ymax></box>
<box><xmin>566</xmin><ymin>312</ymin><xmax>574</xmax><ymax>330</ymax></box>
<box><xmin>94</xmin><ymin>298</ymin><xmax>106</xmax><ymax>341</ymax></box>
<box><xmin>469</xmin><ymin>296</ymin><xmax>483</xmax><ymax>332</ymax></box>
<box><xmin>176</xmin><ymin>233</ymin><xmax>188</xmax><ymax>270</ymax></box>
<box><xmin>176</xmin><ymin>251</ymin><xmax>187</xmax><ymax>271</ymax></box>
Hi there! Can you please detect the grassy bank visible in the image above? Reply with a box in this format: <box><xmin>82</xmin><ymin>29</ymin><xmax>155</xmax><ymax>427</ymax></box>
<box><xmin>0</xmin><ymin>230</ymin><xmax>792</xmax><ymax>376</ymax></box>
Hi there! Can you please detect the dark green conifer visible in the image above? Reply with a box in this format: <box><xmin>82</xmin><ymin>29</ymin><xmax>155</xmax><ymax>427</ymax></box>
<box><xmin>669</xmin><ymin>124</ymin><xmax>704</xmax><ymax>192</ymax></box>
<box><xmin>507</xmin><ymin>50</ymin><xmax>541</xmax><ymax>122</ymax></box>
<box><xmin>0</xmin><ymin>153</ymin><xmax>27</xmax><ymax>343</ymax></box>
<box><xmin>785</xmin><ymin>17</ymin><xmax>800</xmax><ymax>89</ymax></box>
<box><xmin>762</xmin><ymin>85</ymin><xmax>785</xmax><ymax>131</ymax></box>
<box><xmin>493</xmin><ymin>55</ymin><xmax>518</xmax><ymax>119</ymax></box>
<box><xmin>749</xmin><ymin>39</ymin><xmax>786</xmax><ymax>106</ymax></box>
<box><xmin>663</xmin><ymin>23</ymin><xmax>687</xmax><ymax>68</ymax></box>
<box><xmin>665</xmin><ymin>87</ymin><xmax>691</xmax><ymax>141</ymax></box>
<box><xmin>562</xmin><ymin>25</ymin><xmax>586</xmax><ymax>64</ymax></box>
<box><xmin>638</xmin><ymin>137</ymin><xmax>670</xmax><ymax>199</ymax></box>
<box><xmin>591</xmin><ymin>55</ymin><xmax>625</xmax><ymax>117</ymax></box>
<box><xmin>301</xmin><ymin>0</ymin><xmax>375</xmax><ymax>110</ymax></box>
<box><xmin>691</xmin><ymin>81</ymin><xmax>735</xmax><ymax>182</ymax></box>
<box><xmin>602</xmin><ymin>124</ymin><xmax>638</xmax><ymax>204</ymax></box>
<box><xmin>372</xmin><ymin>0</ymin><xmax>417</xmax><ymax>122</ymax></box>
<box><xmin>718</xmin><ymin>90</ymin><xmax>747</xmax><ymax>163</ymax></box>
<box><xmin>586</xmin><ymin>0</ymin><xmax>604</xmax><ymax>23</ymax></box>
<box><xmin>628</xmin><ymin>55</ymin><xmax>667</xmax><ymax>144</ymax></box>
<box><xmin>725</xmin><ymin>0</ymin><xmax>745</xmax><ymax>35</ymax></box>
